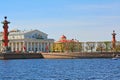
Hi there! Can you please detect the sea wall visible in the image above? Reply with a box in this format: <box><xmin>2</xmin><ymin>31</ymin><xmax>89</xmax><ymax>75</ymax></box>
<box><xmin>0</xmin><ymin>52</ymin><xmax>120</xmax><ymax>60</ymax></box>
<box><xmin>41</xmin><ymin>52</ymin><xmax>120</xmax><ymax>59</ymax></box>
<box><xmin>0</xmin><ymin>53</ymin><xmax>43</xmax><ymax>59</ymax></box>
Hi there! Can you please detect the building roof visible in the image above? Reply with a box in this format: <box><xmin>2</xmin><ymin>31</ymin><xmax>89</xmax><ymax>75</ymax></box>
<box><xmin>56</xmin><ymin>35</ymin><xmax>79</xmax><ymax>43</ymax></box>
<box><xmin>0</xmin><ymin>29</ymin><xmax>47</xmax><ymax>35</ymax></box>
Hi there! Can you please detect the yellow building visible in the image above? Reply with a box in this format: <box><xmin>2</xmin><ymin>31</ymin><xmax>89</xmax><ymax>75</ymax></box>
<box><xmin>51</xmin><ymin>35</ymin><xmax>82</xmax><ymax>52</ymax></box>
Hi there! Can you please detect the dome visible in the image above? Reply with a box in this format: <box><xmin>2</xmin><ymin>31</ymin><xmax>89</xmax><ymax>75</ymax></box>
<box><xmin>61</xmin><ymin>35</ymin><xmax>66</xmax><ymax>39</ymax></box>
<box><xmin>58</xmin><ymin>35</ymin><xmax>67</xmax><ymax>42</ymax></box>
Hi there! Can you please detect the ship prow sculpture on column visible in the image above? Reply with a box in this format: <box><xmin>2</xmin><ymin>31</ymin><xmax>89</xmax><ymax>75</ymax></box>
<box><xmin>1</xmin><ymin>16</ymin><xmax>11</xmax><ymax>53</ymax></box>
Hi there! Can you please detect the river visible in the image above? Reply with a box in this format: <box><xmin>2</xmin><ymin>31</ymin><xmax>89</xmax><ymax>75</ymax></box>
<box><xmin>0</xmin><ymin>59</ymin><xmax>120</xmax><ymax>80</ymax></box>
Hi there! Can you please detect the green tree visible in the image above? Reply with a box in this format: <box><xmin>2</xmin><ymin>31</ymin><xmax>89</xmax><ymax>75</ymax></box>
<box><xmin>96</xmin><ymin>42</ymin><xmax>105</xmax><ymax>53</ymax></box>
<box><xmin>115</xmin><ymin>41</ymin><xmax>120</xmax><ymax>52</ymax></box>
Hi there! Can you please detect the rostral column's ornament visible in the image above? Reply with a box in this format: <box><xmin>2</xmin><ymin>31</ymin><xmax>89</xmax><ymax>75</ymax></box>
<box><xmin>1</xmin><ymin>16</ymin><xmax>10</xmax><ymax>51</ymax></box>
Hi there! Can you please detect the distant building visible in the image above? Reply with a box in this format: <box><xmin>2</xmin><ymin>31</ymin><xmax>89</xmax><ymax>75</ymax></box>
<box><xmin>51</xmin><ymin>35</ymin><xmax>120</xmax><ymax>53</ymax></box>
<box><xmin>0</xmin><ymin>29</ymin><xmax>54</xmax><ymax>52</ymax></box>
<box><xmin>51</xmin><ymin>35</ymin><xmax>82</xmax><ymax>52</ymax></box>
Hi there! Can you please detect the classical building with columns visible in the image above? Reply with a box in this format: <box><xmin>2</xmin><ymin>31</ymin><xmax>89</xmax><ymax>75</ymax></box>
<box><xmin>0</xmin><ymin>29</ymin><xmax>54</xmax><ymax>52</ymax></box>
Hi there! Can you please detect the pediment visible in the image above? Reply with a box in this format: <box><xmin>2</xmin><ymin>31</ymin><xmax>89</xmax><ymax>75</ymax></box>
<box><xmin>24</xmin><ymin>30</ymin><xmax>48</xmax><ymax>39</ymax></box>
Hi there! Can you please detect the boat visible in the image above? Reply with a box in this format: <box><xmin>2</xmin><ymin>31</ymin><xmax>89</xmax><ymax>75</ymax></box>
<box><xmin>112</xmin><ymin>54</ymin><xmax>120</xmax><ymax>60</ymax></box>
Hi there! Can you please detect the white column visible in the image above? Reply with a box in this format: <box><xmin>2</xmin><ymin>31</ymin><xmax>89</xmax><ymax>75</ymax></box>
<box><xmin>41</xmin><ymin>42</ymin><xmax>43</xmax><ymax>52</ymax></box>
<box><xmin>44</xmin><ymin>42</ymin><xmax>46</xmax><ymax>52</ymax></box>
<box><xmin>30</xmin><ymin>42</ymin><xmax>32</xmax><ymax>51</ymax></box>
<box><xmin>19</xmin><ymin>42</ymin><xmax>21</xmax><ymax>51</ymax></box>
<box><xmin>39</xmin><ymin>42</ymin><xmax>41</xmax><ymax>51</ymax></box>
<box><xmin>37</xmin><ymin>42</ymin><xmax>39</xmax><ymax>51</ymax></box>
<box><xmin>23</xmin><ymin>42</ymin><xmax>25</xmax><ymax>52</ymax></box>
<box><xmin>15</xmin><ymin>42</ymin><xmax>17</xmax><ymax>51</ymax></box>
<box><xmin>11</xmin><ymin>42</ymin><xmax>13</xmax><ymax>52</ymax></box>
<box><xmin>0</xmin><ymin>42</ymin><xmax>2</xmax><ymax>51</ymax></box>
<box><xmin>34</xmin><ymin>42</ymin><xmax>36</xmax><ymax>52</ymax></box>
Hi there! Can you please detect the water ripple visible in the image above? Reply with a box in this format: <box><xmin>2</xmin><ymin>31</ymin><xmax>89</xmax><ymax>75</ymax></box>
<box><xmin>0</xmin><ymin>59</ymin><xmax>120</xmax><ymax>80</ymax></box>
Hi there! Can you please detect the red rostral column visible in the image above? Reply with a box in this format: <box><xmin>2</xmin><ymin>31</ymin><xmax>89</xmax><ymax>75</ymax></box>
<box><xmin>1</xmin><ymin>16</ymin><xmax>10</xmax><ymax>50</ymax></box>
<box><xmin>112</xmin><ymin>30</ymin><xmax>116</xmax><ymax>49</ymax></box>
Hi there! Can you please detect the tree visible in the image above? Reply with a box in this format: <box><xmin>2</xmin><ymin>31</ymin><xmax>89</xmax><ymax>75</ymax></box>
<box><xmin>96</xmin><ymin>42</ymin><xmax>105</xmax><ymax>53</ymax></box>
<box><xmin>60</xmin><ymin>43</ymin><xmax>64</xmax><ymax>52</ymax></box>
<box><xmin>69</xmin><ymin>41</ymin><xmax>76</xmax><ymax>52</ymax></box>
<box><xmin>78</xmin><ymin>42</ymin><xmax>82</xmax><ymax>52</ymax></box>
<box><xmin>104</xmin><ymin>41</ymin><xmax>112</xmax><ymax>52</ymax></box>
<box><xmin>115</xmin><ymin>41</ymin><xmax>120</xmax><ymax>52</ymax></box>
<box><xmin>104</xmin><ymin>41</ymin><xmax>109</xmax><ymax>52</ymax></box>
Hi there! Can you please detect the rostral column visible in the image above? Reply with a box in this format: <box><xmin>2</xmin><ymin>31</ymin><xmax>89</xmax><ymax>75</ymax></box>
<box><xmin>1</xmin><ymin>16</ymin><xmax>10</xmax><ymax>51</ymax></box>
<box><xmin>112</xmin><ymin>30</ymin><xmax>116</xmax><ymax>50</ymax></box>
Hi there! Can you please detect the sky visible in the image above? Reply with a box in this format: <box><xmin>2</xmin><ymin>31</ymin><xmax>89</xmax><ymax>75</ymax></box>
<box><xmin>0</xmin><ymin>0</ymin><xmax>120</xmax><ymax>41</ymax></box>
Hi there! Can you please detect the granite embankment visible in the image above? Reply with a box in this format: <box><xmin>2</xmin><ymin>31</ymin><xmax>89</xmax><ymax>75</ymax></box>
<box><xmin>41</xmin><ymin>52</ymin><xmax>119</xmax><ymax>59</ymax></box>
<box><xmin>0</xmin><ymin>53</ymin><xmax>43</xmax><ymax>59</ymax></box>
<box><xmin>0</xmin><ymin>52</ymin><xmax>119</xmax><ymax>59</ymax></box>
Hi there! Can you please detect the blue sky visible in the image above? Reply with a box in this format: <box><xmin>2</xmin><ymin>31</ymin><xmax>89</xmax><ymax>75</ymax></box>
<box><xmin>0</xmin><ymin>0</ymin><xmax>120</xmax><ymax>41</ymax></box>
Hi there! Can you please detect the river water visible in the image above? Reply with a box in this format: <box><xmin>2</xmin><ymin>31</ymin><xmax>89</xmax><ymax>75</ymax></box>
<box><xmin>0</xmin><ymin>59</ymin><xmax>120</xmax><ymax>80</ymax></box>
